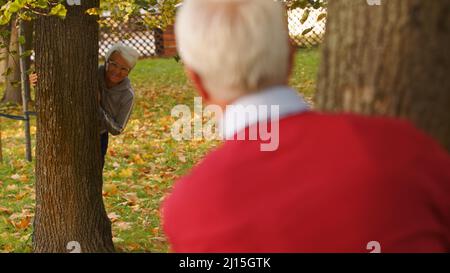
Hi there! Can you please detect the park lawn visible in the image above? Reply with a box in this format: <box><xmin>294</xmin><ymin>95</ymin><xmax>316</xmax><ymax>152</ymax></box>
<box><xmin>0</xmin><ymin>47</ymin><xmax>320</xmax><ymax>253</ymax></box>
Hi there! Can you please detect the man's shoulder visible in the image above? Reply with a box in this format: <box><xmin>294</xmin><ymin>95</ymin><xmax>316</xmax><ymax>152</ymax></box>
<box><xmin>178</xmin><ymin>111</ymin><xmax>450</xmax><ymax>178</ymax></box>
<box><xmin>282</xmin><ymin>111</ymin><xmax>439</xmax><ymax>147</ymax></box>
<box><xmin>207</xmin><ymin>112</ymin><xmax>445</xmax><ymax>176</ymax></box>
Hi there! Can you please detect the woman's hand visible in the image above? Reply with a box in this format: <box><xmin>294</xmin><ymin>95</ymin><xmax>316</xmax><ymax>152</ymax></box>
<box><xmin>29</xmin><ymin>73</ymin><xmax>38</xmax><ymax>87</ymax></box>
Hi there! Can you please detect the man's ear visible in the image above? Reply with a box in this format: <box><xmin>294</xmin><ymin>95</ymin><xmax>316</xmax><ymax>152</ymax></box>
<box><xmin>185</xmin><ymin>67</ymin><xmax>210</xmax><ymax>101</ymax></box>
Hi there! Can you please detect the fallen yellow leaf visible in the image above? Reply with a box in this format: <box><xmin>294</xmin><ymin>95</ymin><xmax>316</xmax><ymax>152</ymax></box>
<box><xmin>133</xmin><ymin>154</ymin><xmax>144</xmax><ymax>165</ymax></box>
<box><xmin>107</xmin><ymin>212</ymin><xmax>120</xmax><ymax>222</ymax></box>
<box><xmin>178</xmin><ymin>154</ymin><xmax>186</xmax><ymax>163</ymax></box>
<box><xmin>103</xmin><ymin>183</ymin><xmax>118</xmax><ymax>196</ymax></box>
<box><xmin>10</xmin><ymin>174</ymin><xmax>20</xmax><ymax>180</ymax></box>
<box><xmin>0</xmin><ymin>207</ymin><xmax>12</xmax><ymax>215</ymax></box>
<box><xmin>6</xmin><ymin>184</ymin><xmax>17</xmax><ymax>192</ymax></box>
<box><xmin>152</xmin><ymin>227</ymin><xmax>159</xmax><ymax>235</ymax></box>
<box><xmin>126</xmin><ymin>243</ymin><xmax>141</xmax><ymax>251</ymax></box>
<box><xmin>15</xmin><ymin>192</ymin><xmax>27</xmax><ymax>201</ymax></box>
<box><xmin>19</xmin><ymin>175</ymin><xmax>29</xmax><ymax>183</ymax></box>
<box><xmin>119</xmin><ymin>168</ymin><xmax>133</xmax><ymax>178</ymax></box>
<box><xmin>115</xmin><ymin>221</ymin><xmax>131</xmax><ymax>231</ymax></box>
<box><xmin>13</xmin><ymin>217</ymin><xmax>31</xmax><ymax>230</ymax></box>
<box><xmin>124</xmin><ymin>192</ymin><xmax>139</xmax><ymax>206</ymax></box>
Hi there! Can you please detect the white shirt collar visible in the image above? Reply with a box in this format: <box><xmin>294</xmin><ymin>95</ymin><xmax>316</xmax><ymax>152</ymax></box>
<box><xmin>218</xmin><ymin>86</ymin><xmax>310</xmax><ymax>139</ymax></box>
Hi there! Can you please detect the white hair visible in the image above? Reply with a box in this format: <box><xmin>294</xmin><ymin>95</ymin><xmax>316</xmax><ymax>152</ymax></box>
<box><xmin>175</xmin><ymin>0</ymin><xmax>290</xmax><ymax>101</ymax></box>
<box><xmin>105</xmin><ymin>42</ymin><xmax>140</xmax><ymax>68</ymax></box>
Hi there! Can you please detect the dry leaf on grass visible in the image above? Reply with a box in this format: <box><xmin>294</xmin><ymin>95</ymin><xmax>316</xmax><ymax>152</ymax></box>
<box><xmin>115</xmin><ymin>221</ymin><xmax>131</xmax><ymax>231</ymax></box>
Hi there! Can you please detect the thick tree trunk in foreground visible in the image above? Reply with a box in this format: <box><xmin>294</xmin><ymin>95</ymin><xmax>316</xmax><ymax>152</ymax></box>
<box><xmin>33</xmin><ymin>1</ymin><xmax>114</xmax><ymax>252</ymax></box>
<box><xmin>316</xmin><ymin>0</ymin><xmax>450</xmax><ymax>152</ymax></box>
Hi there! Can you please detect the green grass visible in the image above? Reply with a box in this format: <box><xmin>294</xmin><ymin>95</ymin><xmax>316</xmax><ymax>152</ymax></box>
<box><xmin>0</xmin><ymin>48</ymin><xmax>320</xmax><ymax>252</ymax></box>
<box><xmin>289</xmin><ymin>47</ymin><xmax>321</xmax><ymax>104</ymax></box>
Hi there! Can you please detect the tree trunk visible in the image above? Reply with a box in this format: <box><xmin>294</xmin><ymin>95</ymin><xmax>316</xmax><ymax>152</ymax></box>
<box><xmin>2</xmin><ymin>18</ymin><xmax>22</xmax><ymax>104</ymax></box>
<box><xmin>33</xmin><ymin>0</ymin><xmax>114</xmax><ymax>253</ymax></box>
<box><xmin>21</xmin><ymin>19</ymin><xmax>33</xmax><ymax>102</ymax></box>
<box><xmin>1</xmin><ymin>19</ymin><xmax>33</xmax><ymax>102</ymax></box>
<box><xmin>315</xmin><ymin>0</ymin><xmax>450</xmax><ymax>152</ymax></box>
<box><xmin>0</xmin><ymin>23</ymin><xmax>10</xmax><ymax>85</ymax></box>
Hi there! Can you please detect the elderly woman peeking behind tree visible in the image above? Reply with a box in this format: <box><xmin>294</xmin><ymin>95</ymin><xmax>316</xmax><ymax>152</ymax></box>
<box><xmin>98</xmin><ymin>43</ymin><xmax>140</xmax><ymax>168</ymax></box>
<box><xmin>30</xmin><ymin>42</ymin><xmax>140</xmax><ymax>169</ymax></box>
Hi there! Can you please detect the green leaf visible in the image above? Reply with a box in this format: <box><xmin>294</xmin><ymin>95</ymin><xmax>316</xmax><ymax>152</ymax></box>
<box><xmin>0</xmin><ymin>12</ymin><xmax>12</xmax><ymax>26</ymax></box>
<box><xmin>49</xmin><ymin>3</ymin><xmax>67</xmax><ymax>18</ymax></box>
<box><xmin>312</xmin><ymin>1</ymin><xmax>322</xmax><ymax>9</ymax></box>
<box><xmin>18</xmin><ymin>11</ymin><xmax>34</xmax><ymax>21</ymax></box>
<box><xmin>288</xmin><ymin>0</ymin><xmax>326</xmax><ymax>10</ymax></box>
<box><xmin>18</xmin><ymin>35</ymin><xmax>26</xmax><ymax>45</ymax></box>
<box><xmin>31</xmin><ymin>0</ymin><xmax>49</xmax><ymax>9</ymax></box>
<box><xmin>301</xmin><ymin>27</ymin><xmax>314</xmax><ymax>36</ymax></box>
<box><xmin>20</xmin><ymin>50</ymin><xmax>33</xmax><ymax>58</ymax></box>
<box><xmin>317</xmin><ymin>13</ymin><xmax>327</xmax><ymax>22</ymax></box>
<box><xmin>0</xmin><ymin>30</ymin><xmax>10</xmax><ymax>39</ymax></box>
<box><xmin>86</xmin><ymin>8</ymin><xmax>100</xmax><ymax>16</ymax></box>
<box><xmin>9</xmin><ymin>2</ymin><xmax>22</xmax><ymax>13</ymax></box>
<box><xmin>300</xmin><ymin>9</ymin><xmax>310</xmax><ymax>24</ymax></box>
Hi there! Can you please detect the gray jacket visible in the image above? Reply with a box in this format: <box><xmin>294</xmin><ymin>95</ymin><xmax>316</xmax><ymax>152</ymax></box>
<box><xmin>98</xmin><ymin>65</ymin><xmax>134</xmax><ymax>135</ymax></box>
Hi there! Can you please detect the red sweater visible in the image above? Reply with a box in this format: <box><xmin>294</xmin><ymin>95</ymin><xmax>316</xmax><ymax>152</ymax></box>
<box><xmin>163</xmin><ymin>112</ymin><xmax>450</xmax><ymax>253</ymax></box>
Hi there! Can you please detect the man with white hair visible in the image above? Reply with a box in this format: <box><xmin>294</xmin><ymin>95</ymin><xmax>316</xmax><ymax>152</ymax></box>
<box><xmin>99</xmin><ymin>43</ymin><xmax>139</xmax><ymax>167</ymax></box>
<box><xmin>162</xmin><ymin>0</ymin><xmax>450</xmax><ymax>252</ymax></box>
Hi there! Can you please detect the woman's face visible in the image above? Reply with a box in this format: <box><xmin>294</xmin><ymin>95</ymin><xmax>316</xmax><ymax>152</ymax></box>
<box><xmin>105</xmin><ymin>52</ymin><xmax>132</xmax><ymax>86</ymax></box>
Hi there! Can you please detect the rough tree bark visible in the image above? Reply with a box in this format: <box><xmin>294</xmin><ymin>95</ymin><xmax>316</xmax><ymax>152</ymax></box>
<box><xmin>316</xmin><ymin>0</ymin><xmax>450</xmax><ymax>152</ymax></box>
<box><xmin>33</xmin><ymin>0</ymin><xmax>114</xmax><ymax>252</ymax></box>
